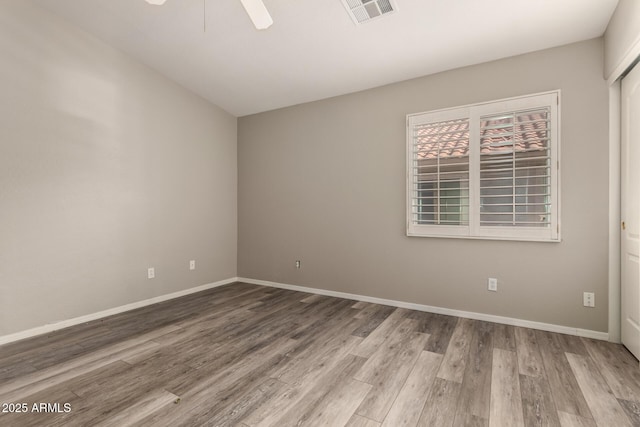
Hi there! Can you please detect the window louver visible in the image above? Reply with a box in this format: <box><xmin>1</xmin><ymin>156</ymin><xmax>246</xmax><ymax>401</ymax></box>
<box><xmin>412</xmin><ymin>118</ymin><xmax>470</xmax><ymax>226</ymax></box>
<box><xmin>479</xmin><ymin>108</ymin><xmax>551</xmax><ymax>228</ymax></box>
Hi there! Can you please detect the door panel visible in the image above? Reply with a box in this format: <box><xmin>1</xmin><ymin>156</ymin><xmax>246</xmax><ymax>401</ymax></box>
<box><xmin>621</xmin><ymin>62</ymin><xmax>640</xmax><ymax>361</ymax></box>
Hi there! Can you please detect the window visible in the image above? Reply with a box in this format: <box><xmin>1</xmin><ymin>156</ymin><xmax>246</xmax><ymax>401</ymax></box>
<box><xmin>407</xmin><ymin>91</ymin><xmax>560</xmax><ymax>241</ymax></box>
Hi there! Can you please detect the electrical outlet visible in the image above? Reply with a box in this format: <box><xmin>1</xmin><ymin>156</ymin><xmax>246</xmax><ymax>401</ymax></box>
<box><xmin>583</xmin><ymin>292</ymin><xmax>595</xmax><ymax>307</ymax></box>
<box><xmin>295</xmin><ymin>260</ymin><xmax>301</xmax><ymax>269</ymax></box>
<box><xmin>147</xmin><ymin>267</ymin><xmax>155</xmax><ymax>279</ymax></box>
<box><xmin>189</xmin><ymin>260</ymin><xmax>196</xmax><ymax>270</ymax></box>
<box><xmin>488</xmin><ymin>278</ymin><xmax>498</xmax><ymax>292</ymax></box>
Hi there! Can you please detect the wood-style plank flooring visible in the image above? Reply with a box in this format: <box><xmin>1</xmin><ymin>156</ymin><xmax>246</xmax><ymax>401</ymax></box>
<box><xmin>1</xmin><ymin>282</ymin><xmax>639</xmax><ymax>426</ymax></box>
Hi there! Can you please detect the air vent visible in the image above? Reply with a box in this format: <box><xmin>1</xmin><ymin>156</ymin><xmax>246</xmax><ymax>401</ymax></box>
<box><xmin>342</xmin><ymin>0</ymin><xmax>397</xmax><ymax>25</ymax></box>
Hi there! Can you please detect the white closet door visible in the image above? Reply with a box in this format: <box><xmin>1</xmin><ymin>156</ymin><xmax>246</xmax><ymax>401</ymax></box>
<box><xmin>621</xmin><ymin>62</ymin><xmax>640</xmax><ymax>361</ymax></box>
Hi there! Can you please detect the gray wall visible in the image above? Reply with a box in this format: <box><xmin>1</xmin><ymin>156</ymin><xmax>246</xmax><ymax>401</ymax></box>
<box><xmin>239</xmin><ymin>39</ymin><xmax>610</xmax><ymax>332</ymax></box>
<box><xmin>604</xmin><ymin>0</ymin><xmax>640</xmax><ymax>79</ymax></box>
<box><xmin>0</xmin><ymin>1</ymin><xmax>237</xmax><ymax>336</ymax></box>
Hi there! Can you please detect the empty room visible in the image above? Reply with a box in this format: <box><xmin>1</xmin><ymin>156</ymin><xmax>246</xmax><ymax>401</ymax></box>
<box><xmin>2</xmin><ymin>0</ymin><xmax>640</xmax><ymax>425</ymax></box>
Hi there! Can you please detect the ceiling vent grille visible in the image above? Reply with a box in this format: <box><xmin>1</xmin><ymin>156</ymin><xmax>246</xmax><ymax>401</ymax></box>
<box><xmin>342</xmin><ymin>0</ymin><xmax>397</xmax><ymax>25</ymax></box>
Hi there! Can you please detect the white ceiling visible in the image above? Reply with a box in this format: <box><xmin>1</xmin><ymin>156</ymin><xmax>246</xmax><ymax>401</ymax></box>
<box><xmin>33</xmin><ymin>0</ymin><xmax>619</xmax><ymax>116</ymax></box>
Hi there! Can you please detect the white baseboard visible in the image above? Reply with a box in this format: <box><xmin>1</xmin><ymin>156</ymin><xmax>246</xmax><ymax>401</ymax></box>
<box><xmin>1</xmin><ymin>276</ymin><xmax>609</xmax><ymax>346</ymax></box>
<box><xmin>0</xmin><ymin>277</ymin><xmax>239</xmax><ymax>346</ymax></box>
<box><xmin>239</xmin><ymin>277</ymin><xmax>610</xmax><ymax>342</ymax></box>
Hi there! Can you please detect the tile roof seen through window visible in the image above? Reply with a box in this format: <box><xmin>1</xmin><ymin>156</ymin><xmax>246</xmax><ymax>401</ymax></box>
<box><xmin>414</xmin><ymin>110</ymin><xmax>550</xmax><ymax>160</ymax></box>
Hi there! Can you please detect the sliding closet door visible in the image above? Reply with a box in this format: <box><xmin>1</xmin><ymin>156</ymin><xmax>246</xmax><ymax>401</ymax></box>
<box><xmin>621</xmin><ymin>62</ymin><xmax>640</xmax><ymax>361</ymax></box>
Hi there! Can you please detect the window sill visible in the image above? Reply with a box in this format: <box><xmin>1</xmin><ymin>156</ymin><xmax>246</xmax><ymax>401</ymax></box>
<box><xmin>406</xmin><ymin>231</ymin><xmax>561</xmax><ymax>243</ymax></box>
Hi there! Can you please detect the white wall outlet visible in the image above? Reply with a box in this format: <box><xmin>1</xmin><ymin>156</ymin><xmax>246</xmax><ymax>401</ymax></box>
<box><xmin>488</xmin><ymin>278</ymin><xmax>498</xmax><ymax>292</ymax></box>
<box><xmin>147</xmin><ymin>267</ymin><xmax>155</xmax><ymax>279</ymax></box>
<box><xmin>583</xmin><ymin>292</ymin><xmax>595</xmax><ymax>307</ymax></box>
<box><xmin>189</xmin><ymin>260</ymin><xmax>196</xmax><ymax>270</ymax></box>
<box><xmin>295</xmin><ymin>260</ymin><xmax>301</xmax><ymax>269</ymax></box>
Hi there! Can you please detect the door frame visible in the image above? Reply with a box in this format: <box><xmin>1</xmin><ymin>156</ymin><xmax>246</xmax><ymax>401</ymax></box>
<box><xmin>609</xmin><ymin>81</ymin><xmax>621</xmax><ymax>343</ymax></box>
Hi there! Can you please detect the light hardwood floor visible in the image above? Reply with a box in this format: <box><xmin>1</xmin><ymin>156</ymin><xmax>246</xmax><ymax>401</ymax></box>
<box><xmin>1</xmin><ymin>282</ymin><xmax>639</xmax><ymax>426</ymax></box>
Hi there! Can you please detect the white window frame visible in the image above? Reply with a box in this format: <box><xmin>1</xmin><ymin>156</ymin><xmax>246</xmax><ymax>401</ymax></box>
<box><xmin>406</xmin><ymin>91</ymin><xmax>561</xmax><ymax>242</ymax></box>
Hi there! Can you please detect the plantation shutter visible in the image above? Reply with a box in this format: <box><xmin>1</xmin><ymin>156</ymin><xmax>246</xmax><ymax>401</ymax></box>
<box><xmin>406</xmin><ymin>91</ymin><xmax>559</xmax><ymax>241</ymax></box>
<box><xmin>479</xmin><ymin>108</ymin><xmax>552</xmax><ymax>228</ymax></box>
<box><xmin>410</xmin><ymin>118</ymin><xmax>470</xmax><ymax>227</ymax></box>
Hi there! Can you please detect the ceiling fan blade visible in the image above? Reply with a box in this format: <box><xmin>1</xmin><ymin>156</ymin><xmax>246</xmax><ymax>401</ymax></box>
<box><xmin>143</xmin><ymin>0</ymin><xmax>272</xmax><ymax>30</ymax></box>
<box><xmin>239</xmin><ymin>0</ymin><xmax>273</xmax><ymax>30</ymax></box>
